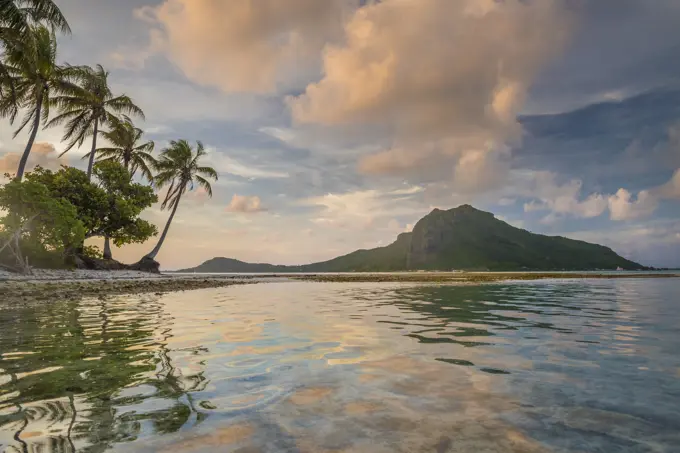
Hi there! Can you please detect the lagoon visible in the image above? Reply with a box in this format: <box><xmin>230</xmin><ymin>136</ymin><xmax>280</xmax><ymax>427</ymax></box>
<box><xmin>1</xmin><ymin>279</ymin><xmax>679</xmax><ymax>452</ymax></box>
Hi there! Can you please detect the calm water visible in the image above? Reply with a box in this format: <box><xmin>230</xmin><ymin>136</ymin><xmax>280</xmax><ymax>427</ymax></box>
<box><xmin>1</xmin><ymin>279</ymin><xmax>679</xmax><ymax>452</ymax></box>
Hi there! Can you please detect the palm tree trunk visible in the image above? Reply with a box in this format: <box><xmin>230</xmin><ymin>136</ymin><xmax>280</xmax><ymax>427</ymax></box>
<box><xmin>15</xmin><ymin>94</ymin><xmax>43</xmax><ymax>181</ymax></box>
<box><xmin>86</xmin><ymin>117</ymin><xmax>99</xmax><ymax>180</ymax></box>
<box><xmin>103</xmin><ymin>237</ymin><xmax>112</xmax><ymax>260</ymax></box>
<box><xmin>145</xmin><ymin>191</ymin><xmax>182</xmax><ymax>260</ymax></box>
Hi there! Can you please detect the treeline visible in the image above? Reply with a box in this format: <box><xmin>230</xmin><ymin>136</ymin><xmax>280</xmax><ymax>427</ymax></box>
<box><xmin>0</xmin><ymin>0</ymin><xmax>217</xmax><ymax>273</ymax></box>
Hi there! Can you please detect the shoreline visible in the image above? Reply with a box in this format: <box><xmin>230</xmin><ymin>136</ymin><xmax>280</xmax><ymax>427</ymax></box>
<box><xmin>0</xmin><ymin>271</ymin><xmax>263</xmax><ymax>304</ymax></box>
<box><xmin>290</xmin><ymin>271</ymin><xmax>680</xmax><ymax>283</ymax></box>
<box><xmin>1</xmin><ymin>270</ymin><xmax>678</xmax><ymax>304</ymax></box>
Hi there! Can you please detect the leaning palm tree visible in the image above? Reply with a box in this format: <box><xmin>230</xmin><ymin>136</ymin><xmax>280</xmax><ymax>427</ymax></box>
<box><xmin>48</xmin><ymin>64</ymin><xmax>144</xmax><ymax>179</ymax></box>
<box><xmin>84</xmin><ymin>115</ymin><xmax>156</xmax><ymax>181</ymax></box>
<box><xmin>144</xmin><ymin>140</ymin><xmax>218</xmax><ymax>261</ymax></box>
<box><xmin>0</xmin><ymin>25</ymin><xmax>75</xmax><ymax>180</ymax></box>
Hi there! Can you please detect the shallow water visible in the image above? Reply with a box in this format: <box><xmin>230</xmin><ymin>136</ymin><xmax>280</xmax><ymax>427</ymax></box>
<box><xmin>1</xmin><ymin>279</ymin><xmax>679</xmax><ymax>452</ymax></box>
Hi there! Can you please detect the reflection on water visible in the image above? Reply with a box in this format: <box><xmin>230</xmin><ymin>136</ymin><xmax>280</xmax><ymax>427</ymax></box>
<box><xmin>1</xmin><ymin>280</ymin><xmax>679</xmax><ymax>452</ymax></box>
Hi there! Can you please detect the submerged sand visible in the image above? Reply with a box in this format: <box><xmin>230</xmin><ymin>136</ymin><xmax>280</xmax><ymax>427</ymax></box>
<box><xmin>0</xmin><ymin>272</ymin><xmax>259</xmax><ymax>303</ymax></box>
<box><xmin>290</xmin><ymin>271</ymin><xmax>680</xmax><ymax>283</ymax></box>
<box><xmin>1</xmin><ymin>269</ymin><xmax>677</xmax><ymax>304</ymax></box>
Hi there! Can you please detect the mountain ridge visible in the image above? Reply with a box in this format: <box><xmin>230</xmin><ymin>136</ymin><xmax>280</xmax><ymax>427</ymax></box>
<box><xmin>177</xmin><ymin>205</ymin><xmax>646</xmax><ymax>272</ymax></box>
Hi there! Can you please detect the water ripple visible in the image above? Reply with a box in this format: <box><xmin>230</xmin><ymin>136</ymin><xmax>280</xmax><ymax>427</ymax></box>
<box><xmin>0</xmin><ymin>279</ymin><xmax>678</xmax><ymax>452</ymax></box>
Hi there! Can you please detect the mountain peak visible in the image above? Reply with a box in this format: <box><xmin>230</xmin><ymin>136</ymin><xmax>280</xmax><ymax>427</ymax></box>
<box><xmin>180</xmin><ymin>206</ymin><xmax>644</xmax><ymax>272</ymax></box>
<box><xmin>430</xmin><ymin>204</ymin><xmax>479</xmax><ymax>215</ymax></box>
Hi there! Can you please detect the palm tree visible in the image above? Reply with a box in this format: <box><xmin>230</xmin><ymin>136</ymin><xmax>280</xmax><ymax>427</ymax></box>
<box><xmin>84</xmin><ymin>116</ymin><xmax>156</xmax><ymax>260</ymax></box>
<box><xmin>0</xmin><ymin>25</ymin><xmax>75</xmax><ymax>180</ymax></box>
<box><xmin>1</xmin><ymin>1</ymin><xmax>70</xmax><ymax>111</ymax></box>
<box><xmin>0</xmin><ymin>0</ymin><xmax>70</xmax><ymax>37</ymax></box>
<box><xmin>48</xmin><ymin>64</ymin><xmax>144</xmax><ymax>180</ymax></box>
<box><xmin>84</xmin><ymin>115</ymin><xmax>156</xmax><ymax>181</ymax></box>
<box><xmin>144</xmin><ymin>140</ymin><xmax>218</xmax><ymax>261</ymax></box>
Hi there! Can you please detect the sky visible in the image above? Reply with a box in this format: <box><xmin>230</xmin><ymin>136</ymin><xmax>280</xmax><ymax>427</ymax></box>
<box><xmin>1</xmin><ymin>0</ymin><xmax>679</xmax><ymax>269</ymax></box>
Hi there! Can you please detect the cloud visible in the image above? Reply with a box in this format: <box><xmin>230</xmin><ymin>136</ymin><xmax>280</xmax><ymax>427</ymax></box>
<box><xmin>606</xmin><ymin>167</ymin><xmax>680</xmax><ymax>222</ymax></box>
<box><xmin>568</xmin><ymin>218</ymin><xmax>680</xmax><ymax>268</ymax></box>
<box><xmin>518</xmin><ymin>171</ymin><xmax>608</xmax><ymax>221</ymax></box>
<box><xmin>603</xmin><ymin>127</ymin><xmax>680</xmax><ymax>221</ymax></box>
<box><xmin>135</xmin><ymin>0</ymin><xmax>360</xmax><ymax>93</ymax></box>
<box><xmin>226</xmin><ymin>195</ymin><xmax>266</xmax><ymax>213</ymax></box>
<box><xmin>289</xmin><ymin>0</ymin><xmax>573</xmax><ymax>185</ymax></box>
<box><xmin>206</xmin><ymin>152</ymin><xmax>290</xmax><ymax>180</ymax></box>
<box><xmin>301</xmin><ymin>185</ymin><xmax>432</xmax><ymax>230</ymax></box>
<box><xmin>605</xmin><ymin>169</ymin><xmax>680</xmax><ymax>222</ymax></box>
<box><xmin>608</xmin><ymin>189</ymin><xmax>658</xmax><ymax>221</ymax></box>
<box><xmin>0</xmin><ymin>143</ymin><xmax>66</xmax><ymax>176</ymax></box>
<box><xmin>358</xmin><ymin>142</ymin><xmax>511</xmax><ymax>193</ymax></box>
<box><xmin>657</xmin><ymin>169</ymin><xmax>680</xmax><ymax>199</ymax></box>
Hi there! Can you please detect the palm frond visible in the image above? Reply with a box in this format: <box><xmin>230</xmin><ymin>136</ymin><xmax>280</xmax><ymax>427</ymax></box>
<box><xmin>13</xmin><ymin>106</ymin><xmax>36</xmax><ymax>137</ymax></box>
<box><xmin>196</xmin><ymin>166</ymin><xmax>218</xmax><ymax>181</ymax></box>
<box><xmin>151</xmin><ymin>140</ymin><xmax>219</xmax><ymax>208</ymax></box>
<box><xmin>194</xmin><ymin>175</ymin><xmax>214</xmax><ymax>197</ymax></box>
<box><xmin>105</xmin><ymin>95</ymin><xmax>145</xmax><ymax>119</ymax></box>
<box><xmin>20</xmin><ymin>0</ymin><xmax>71</xmax><ymax>34</ymax></box>
<box><xmin>44</xmin><ymin>107</ymin><xmax>82</xmax><ymax>128</ymax></box>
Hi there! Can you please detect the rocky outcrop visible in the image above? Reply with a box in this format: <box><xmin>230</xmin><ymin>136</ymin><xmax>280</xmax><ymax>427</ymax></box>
<box><xmin>407</xmin><ymin>205</ymin><xmax>495</xmax><ymax>269</ymax></box>
<box><xmin>129</xmin><ymin>257</ymin><xmax>161</xmax><ymax>274</ymax></box>
<box><xmin>74</xmin><ymin>255</ymin><xmax>160</xmax><ymax>274</ymax></box>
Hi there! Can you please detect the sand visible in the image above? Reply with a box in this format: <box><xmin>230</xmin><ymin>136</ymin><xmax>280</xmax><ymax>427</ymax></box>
<box><xmin>1</xmin><ymin>269</ymin><xmax>677</xmax><ymax>305</ymax></box>
<box><xmin>0</xmin><ymin>270</ymin><xmax>264</xmax><ymax>303</ymax></box>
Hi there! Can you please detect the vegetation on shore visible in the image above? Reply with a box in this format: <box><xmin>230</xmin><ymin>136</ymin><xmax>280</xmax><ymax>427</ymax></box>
<box><xmin>0</xmin><ymin>1</ymin><xmax>217</xmax><ymax>274</ymax></box>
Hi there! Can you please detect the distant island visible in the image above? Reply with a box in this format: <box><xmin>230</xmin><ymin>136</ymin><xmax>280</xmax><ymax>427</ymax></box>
<box><xmin>178</xmin><ymin>205</ymin><xmax>646</xmax><ymax>273</ymax></box>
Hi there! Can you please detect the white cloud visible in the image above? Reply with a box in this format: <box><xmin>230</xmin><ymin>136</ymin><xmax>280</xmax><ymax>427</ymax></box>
<box><xmin>390</xmin><ymin>185</ymin><xmax>425</xmax><ymax>196</ymax></box>
<box><xmin>289</xmin><ymin>0</ymin><xmax>573</xmax><ymax>187</ymax></box>
<box><xmin>301</xmin><ymin>185</ymin><xmax>428</xmax><ymax>229</ymax></box>
<box><xmin>608</xmin><ymin>189</ymin><xmax>658</xmax><ymax>221</ymax></box>
<box><xmin>133</xmin><ymin>0</ymin><xmax>360</xmax><ymax>93</ymax></box>
<box><xmin>605</xmin><ymin>127</ymin><xmax>680</xmax><ymax>221</ymax></box>
<box><xmin>657</xmin><ymin>169</ymin><xmax>680</xmax><ymax>199</ymax></box>
<box><xmin>205</xmin><ymin>151</ymin><xmax>289</xmax><ymax>180</ymax></box>
<box><xmin>517</xmin><ymin>171</ymin><xmax>608</xmax><ymax>221</ymax></box>
<box><xmin>226</xmin><ymin>195</ymin><xmax>266</xmax><ymax>213</ymax></box>
<box><xmin>606</xmin><ymin>168</ymin><xmax>680</xmax><ymax>222</ymax></box>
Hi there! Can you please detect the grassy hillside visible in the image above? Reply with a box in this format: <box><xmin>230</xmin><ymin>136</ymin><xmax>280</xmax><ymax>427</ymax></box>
<box><xmin>179</xmin><ymin>205</ymin><xmax>645</xmax><ymax>272</ymax></box>
<box><xmin>406</xmin><ymin>205</ymin><xmax>643</xmax><ymax>271</ymax></box>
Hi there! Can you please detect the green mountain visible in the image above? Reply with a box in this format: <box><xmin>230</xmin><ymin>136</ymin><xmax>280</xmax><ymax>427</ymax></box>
<box><xmin>178</xmin><ymin>205</ymin><xmax>645</xmax><ymax>272</ymax></box>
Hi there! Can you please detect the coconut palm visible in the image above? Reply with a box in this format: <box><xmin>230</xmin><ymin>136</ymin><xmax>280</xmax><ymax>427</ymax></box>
<box><xmin>48</xmin><ymin>64</ymin><xmax>144</xmax><ymax>180</ymax></box>
<box><xmin>84</xmin><ymin>116</ymin><xmax>156</xmax><ymax>181</ymax></box>
<box><xmin>1</xmin><ymin>1</ymin><xmax>70</xmax><ymax>108</ymax></box>
<box><xmin>84</xmin><ymin>116</ymin><xmax>156</xmax><ymax>260</ymax></box>
<box><xmin>0</xmin><ymin>0</ymin><xmax>70</xmax><ymax>37</ymax></box>
<box><xmin>144</xmin><ymin>140</ymin><xmax>217</xmax><ymax>261</ymax></box>
<box><xmin>0</xmin><ymin>25</ymin><xmax>75</xmax><ymax>180</ymax></box>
